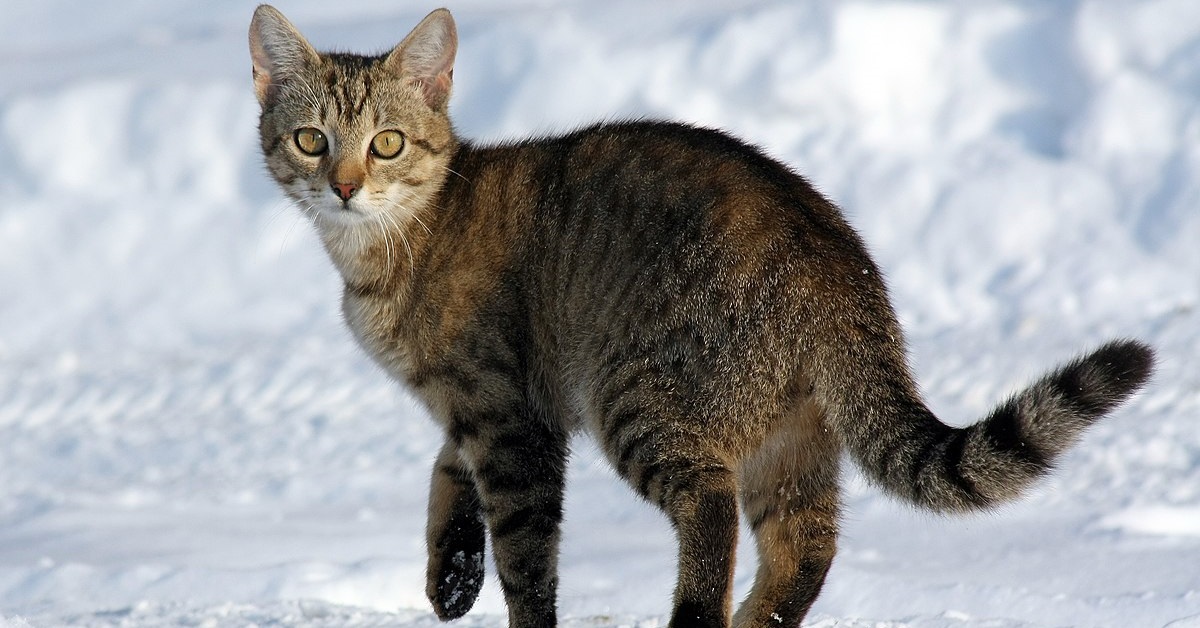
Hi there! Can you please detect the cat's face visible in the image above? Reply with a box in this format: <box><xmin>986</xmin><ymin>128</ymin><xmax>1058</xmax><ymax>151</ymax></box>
<box><xmin>251</xmin><ymin>6</ymin><xmax>458</xmax><ymax>229</ymax></box>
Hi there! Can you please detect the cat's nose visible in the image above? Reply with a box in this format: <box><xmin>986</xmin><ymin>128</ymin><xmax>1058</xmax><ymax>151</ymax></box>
<box><xmin>331</xmin><ymin>182</ymin><xmax>358</xmax><ymax>202</ymax></box>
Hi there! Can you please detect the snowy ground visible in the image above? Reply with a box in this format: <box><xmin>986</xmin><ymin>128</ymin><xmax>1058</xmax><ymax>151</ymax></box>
<box><xmin>2</xmin><ymin>0</ymin><xmax>1199</xmax><ymax>626</ymax></box>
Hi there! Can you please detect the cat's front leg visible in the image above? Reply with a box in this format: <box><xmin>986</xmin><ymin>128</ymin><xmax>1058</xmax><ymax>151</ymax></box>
<box><xmin>425</xmin><ymin>440</ymin><xmax>486</xmax><ymax>620</ymax></box>
<box><xmin>453</xmin><ymin>405</ymin><xmax>570</xmax><ymax>628</ymax></box>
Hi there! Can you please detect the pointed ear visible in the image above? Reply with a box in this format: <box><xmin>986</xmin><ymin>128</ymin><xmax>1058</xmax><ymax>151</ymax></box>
<box><xmin>249</xmin><ymin>4</ymin><xmax>319</xmax><ymax>107</ymax></box>
<box><xmin>385</xmin><ymin>8</ymin><xmax>458</xmax><ymax>111</ymax></box>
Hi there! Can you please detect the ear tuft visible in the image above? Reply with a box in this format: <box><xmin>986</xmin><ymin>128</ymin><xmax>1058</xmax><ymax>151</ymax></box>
<box><xmin>249</xmin><ymin>5</ymin><xmax>319</xmax><ymax>106</ymax></box>
<box><xmin>386</xmin><ymin>8</ymin><xmax>458</xmax><ymax>111</ymax></box>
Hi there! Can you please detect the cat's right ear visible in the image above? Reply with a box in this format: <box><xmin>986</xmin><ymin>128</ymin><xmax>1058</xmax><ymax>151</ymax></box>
<box><xmin>386</xmin><ymin>9</ymin><xmax>458</xmax><ymax>112</ymax></box>
<box><xmin>249</xmin><ymin>5</ymin><xmax>319</xmax><ymax>107</ymax></box>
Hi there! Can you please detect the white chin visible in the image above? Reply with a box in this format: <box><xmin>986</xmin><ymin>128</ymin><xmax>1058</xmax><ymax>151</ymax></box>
<box><xmin>314</xmin><ymin>200</ymin><xmax>371</xmax><ymax>224</ymax></box>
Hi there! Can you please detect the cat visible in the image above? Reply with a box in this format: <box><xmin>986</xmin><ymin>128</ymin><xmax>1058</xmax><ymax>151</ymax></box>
<box><xmin>248</xmin><ymin>5</ymin><xmax>1154</xmax><ymax>627</ymax></box>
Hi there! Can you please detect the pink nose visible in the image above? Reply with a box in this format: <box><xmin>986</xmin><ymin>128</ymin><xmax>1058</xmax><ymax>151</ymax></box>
<box><xmin>331</xmin><ymin>182</ymin><xmax>358</xmax><ymax>201</ymax></box>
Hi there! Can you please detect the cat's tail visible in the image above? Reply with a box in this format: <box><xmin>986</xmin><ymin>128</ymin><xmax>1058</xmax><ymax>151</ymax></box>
<box><xmin>812</xmin><ymin>337</ymin><xmax>1154</xmax><ymax>512</ymax></box>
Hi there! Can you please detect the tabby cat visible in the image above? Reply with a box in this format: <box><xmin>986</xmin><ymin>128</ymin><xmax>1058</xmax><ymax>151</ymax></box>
<box><xmin>249</xmin><ymin>6</ymin><xmax>1154</xmax><ymax>627</ymax></box>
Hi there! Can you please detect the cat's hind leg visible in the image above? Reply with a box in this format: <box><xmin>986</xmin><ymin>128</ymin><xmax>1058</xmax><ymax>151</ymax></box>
<box><xmin>604</xmin><ymin>415</ymin><xmax>740</xmax><ymax>628</ymax></box>
<box><xmin>425</xmin><ymin>440</ymin><xmax>487</xmax><ymax>620</ymax></box>
<box><xmin>733</xmin><ymin>395</ymin><xmax>841</xmax><ymax>628</ymax></box>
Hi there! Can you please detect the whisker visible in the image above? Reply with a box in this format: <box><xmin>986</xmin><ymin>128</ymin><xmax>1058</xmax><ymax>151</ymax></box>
<box><xmin>374</xmin><ymin>212</ymin><xmax>394</xmax><ymax>272</ymax></box>
<box><xmin>381</xmin><ymin>208</ymin><xmax>414</xmax><ymax>277</ymax></box>
<box><xmin>278</xmin><ymin>208</ymin><xmax>308</xmax><ymax>256</ymax></box>
<box><xmin>252</xmin><ymin>199</ymin><xmax>306</xmax><ymax>260</ymax></box>
<box><xmin>264</xmin><ymin>199</ymin><xmax>295</xmax><ymax>227</ymax></box>
<box><xmin>390</xmin><ymin>190</ymin><xmax>437</xmax><ymax>237</ymax></box>
<box><xmin>355</xmin><ymin>215</ymin><xmax>368</xmax><ymax>257</ymax></box>
<box><xmin>396</xmin><ymin>187</ymin><xmax>444</xmax><ymax>212</ymax></box>
<box><xmin>442</xmin><ymin>165</ymin><xmax>470</xmax><ymax>183</ymax></box>
<box><xmin>409</xmin><ymin>212</ymin><xmax>434</xmax><ymax>236</ymax></box>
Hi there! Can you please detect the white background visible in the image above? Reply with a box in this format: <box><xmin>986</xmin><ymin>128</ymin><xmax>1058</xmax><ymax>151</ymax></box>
<box><xmin>1</xmin><ymin>0</ymin><xmax>1197</xmax><ymax>626</ymax></box>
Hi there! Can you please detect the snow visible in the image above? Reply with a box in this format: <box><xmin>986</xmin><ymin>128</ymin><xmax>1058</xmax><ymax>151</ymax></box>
<box><xmin>1</xmin><ymin>0</ymin><xmax>1197</xmax><ymax>626</ymax></box>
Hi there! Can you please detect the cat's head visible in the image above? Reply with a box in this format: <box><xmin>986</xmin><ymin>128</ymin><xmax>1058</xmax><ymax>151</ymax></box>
<box><xmin>250</xmin><ymin>5</ymin><xmax>458</xmax><ymax>229</ymax></box>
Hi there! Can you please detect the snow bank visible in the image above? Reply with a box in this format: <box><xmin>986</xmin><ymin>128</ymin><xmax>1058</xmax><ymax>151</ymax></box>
<box><xmin>0</xmin><ymin>0</ymin><xmax>1196</xmax><ymax>625</ymax></box>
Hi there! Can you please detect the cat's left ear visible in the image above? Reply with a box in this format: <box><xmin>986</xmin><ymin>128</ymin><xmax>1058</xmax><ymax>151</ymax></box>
<box><xmin>386</xmin><ymin>8</ymin><xmax>458</xmax><ymax>112</ymax></box>
<box><xmin>249</xmin><ymin>5</ymin><xmax>320</xmax><ymax>107</ymax></box>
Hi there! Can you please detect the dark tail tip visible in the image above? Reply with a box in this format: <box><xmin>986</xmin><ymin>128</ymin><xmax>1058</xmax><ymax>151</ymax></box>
<box><xmin>1053</xmin><ymin>339</ymin><xmax>1155</xmax><ymax>418</ymax></box>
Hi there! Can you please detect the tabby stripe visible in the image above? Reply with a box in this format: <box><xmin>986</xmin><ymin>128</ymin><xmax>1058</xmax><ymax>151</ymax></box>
<box><xmin>592</xmin><ymin>258</ymin><xmax>635</xmax><ymax>317</ymax></box>
<box><xmin>337</xmin><ymin>70</ymin><xmax>357</xmax><ymax>120</ymax></box>
<box><xmin>322</xmin><ymin>69</ymin><xmax>339</xmax><ymax>105</ymax></box>
<box><xmin>635</xmin><ymin>461</ymin><xmax>663</xmax><ymax>500</ymax></box>
<box><xmin>941</xmin><ymin>428</ymin><xmax>984</xmax><ymax>503</ymax></box>
<box><xmin>346</xmin><ymin>281</ymin><xmax>387</xmax><ymax>299</ymax></box>
<box><xmin>436</xmin><ymin>463</ymin><xmax>474</xmax><ymax>487</ymax></box>
<box><xmin>472</xmin><ymin>351</ymin><xmax>519</xmax><ymax>380</ymax></box>
<box><xmin>355</xmin><ymin>72</ymin><xmax>371</xmax><ymax>118</ymax></box>
<box><xmin>664</xmin><ymin>462</ymin><xmax>730</xmax><ymax>509</ymax></box>
<box><xmin>601</xmin><ymin>405</ymin><xmax>640</xmax><ymax>448</ymax></box>
<box><xmin>476</xmin><ymin>462</ymin><xmax>538</xmax><ymax>495</ymax></box>
<box><xmin>490</xmin><ymin>505</ymin><xmax>537</xmax><ymax>539</ymax></box>
<box><xmin>661</xmin><ymin>467</ymin><xmax>699</xmax><ymax>507</ymax></box>
<box><xmin>498</xmin><ymin>550</ymin><xmax>553</xmax><ymax>594</ymax></box>
<box><xmin>615</xmin><ymin>429</ymin><xmax>655</xmax><ymax>478</ymax></box>
<box><xmin>532</xmin><ymin>142</ymin><xmax>571</xmax><ymax>231</ymax></box>
<box><xmin>489</xmin><ymin>429</ymin><xmax>533</xmax><ymax>452</ymax></box>
<box><xmin>907</xmin><ymin>432</ymin><xmax>942</xmax><ymax>494</ymax></box>
<box><xmin>490</xmin><ymin>503</ymin><xmax>560</xmax><ymax>540</ymax></box>
<box><xmin>495</xmin><ymin>567</ymin><xmax>552</xmax><ymax>600</ymax></box>
<box><xmin>447</xmin><ymin>413</ymin><xmax>480</xmax><ymax>444</ymax></box>
<box><xmin>982</xmin><ymin>402</ymin><xmax>1049</xmax><ymax>469</ymax></box>
<box><xmin>599</xmin><ymin>370</ymin><xmax>643</xmax><ymax>415</ymax></box>
<box><xmin>411</xmin><ymin>137</ymin><xmax>442</xmax><ymax>156</ymax></box>
<box><xmin>408</xmin><ymin>362</ymin><xmax>479</xmax><ymax>395</ymax></box>
<box><xmin>1051</xmin><ymin>364</ymin><xmax>1121</xmax><ymax>419</ymax></box>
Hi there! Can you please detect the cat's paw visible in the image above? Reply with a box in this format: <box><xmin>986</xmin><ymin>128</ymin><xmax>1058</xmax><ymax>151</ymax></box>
<box><xmin>426</xmin><ymin>511</ymin><xmax>486</xmax><ymax>620</ymax></box>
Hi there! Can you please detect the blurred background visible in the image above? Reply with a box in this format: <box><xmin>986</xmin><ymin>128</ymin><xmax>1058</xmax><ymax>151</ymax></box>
<box><xmin>0</xmin><ymin>1</ymin><xmax>1197</xmax><ymax>625</ymax></box>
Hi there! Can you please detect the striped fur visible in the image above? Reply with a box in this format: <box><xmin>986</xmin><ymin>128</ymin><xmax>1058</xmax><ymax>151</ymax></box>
<box><xmin>250</xmin><ymin>6</ymin><xmax>1155</xmax><ymax>627</ymax></box>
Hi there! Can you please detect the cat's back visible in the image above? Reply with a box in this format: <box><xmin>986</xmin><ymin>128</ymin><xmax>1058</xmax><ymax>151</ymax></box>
<box><xmin>491</xmin><ymin>121</ymin><xmax>883</xmax><ymax>418</ymax></box>
<box><xmin>505</xmin><ymin>121</ymin><xmax>862</xmax><ymax>262</ymax></box>
<box><xmin>451</xmin><ymin>121</ymin><xmax>851</xmax><ymax>246</ymax></box>
<box><xmin>537</xmin><ymin>120</ymin><xmax>819</xmax><ymax>214</ymax></box>
<box><xmin>504</xmin><ymin>120</ymin><xmax>872</xmax><ymax>300</ymax></box>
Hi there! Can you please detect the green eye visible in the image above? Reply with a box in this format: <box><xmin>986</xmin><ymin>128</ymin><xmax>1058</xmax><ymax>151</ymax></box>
<box><xmin>370</xmin><ymin>130</ymin><xmax>405</xmax><ymax>159</ymax></box>
<box><xmin>294</xmin><ymin>127</ymin><xmax>327</xmax><ymax>156</ymax></box>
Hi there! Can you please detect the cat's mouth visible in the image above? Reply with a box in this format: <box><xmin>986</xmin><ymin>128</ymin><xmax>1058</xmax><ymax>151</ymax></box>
<box><xmin>297</xmin><ymin>187</ymin><xmax>398</xmax><ymax>228</ymax></box>
<box><xmin>320</xmin><ymin>200</ymin><xmax>405</xmax><ymax>233</ymax></box>
<box><xmin>305</xmin><ymin>196</ymin><xmax>371</xmax><ymax>224</ymax></box>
